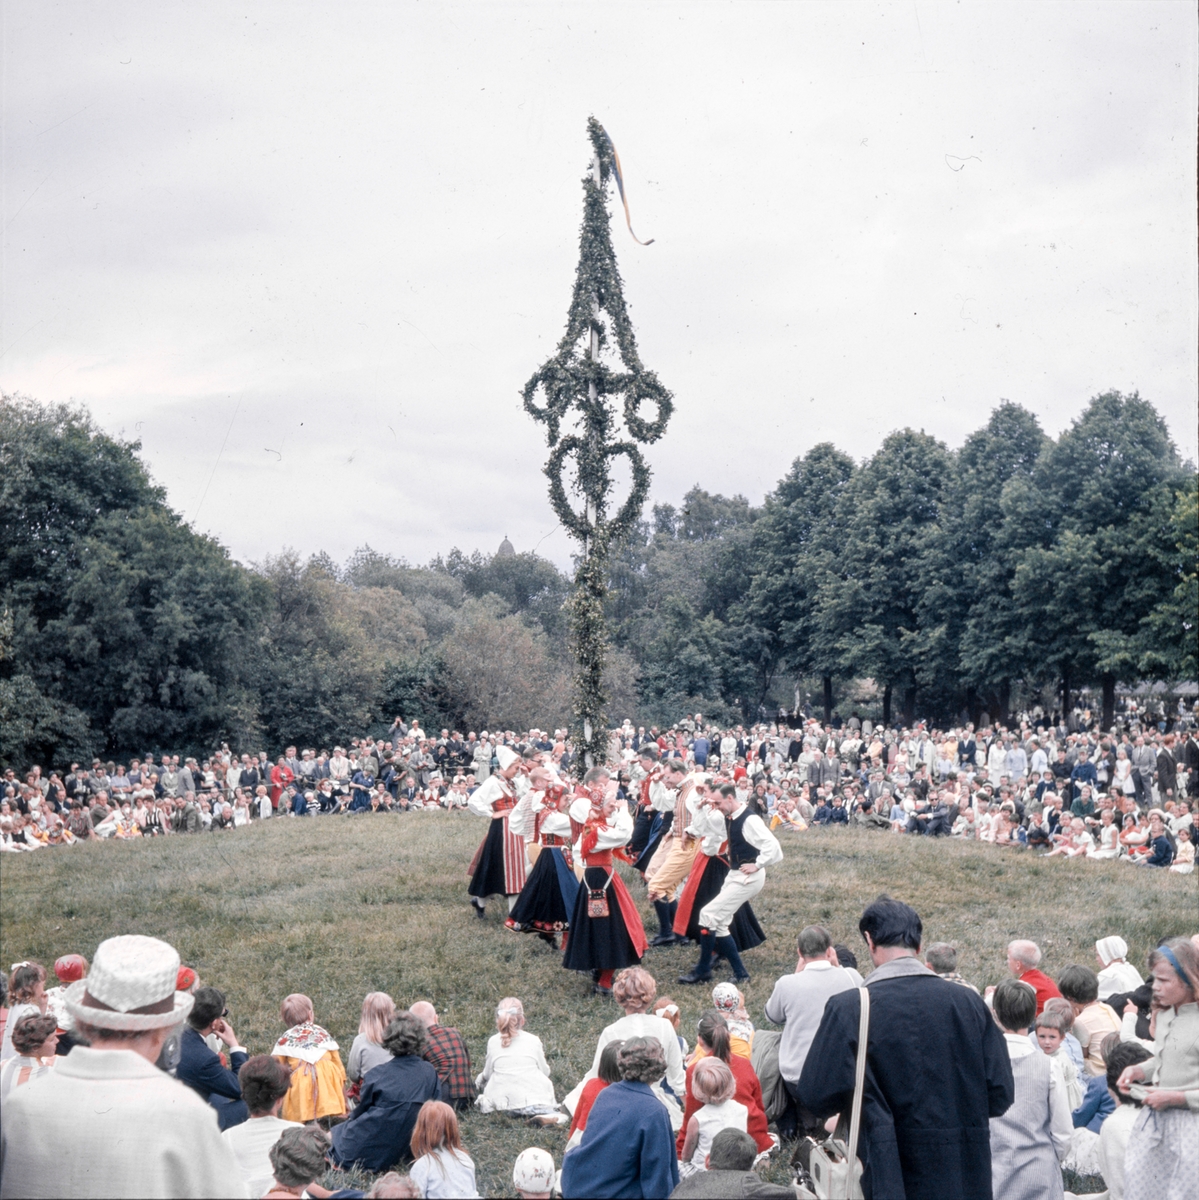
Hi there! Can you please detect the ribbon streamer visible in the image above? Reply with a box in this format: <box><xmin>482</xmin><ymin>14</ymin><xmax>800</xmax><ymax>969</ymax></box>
<box><xmin>601</xmin><ymin>125</ymin><xmax>654</xmax><ymax>246</ymax></box>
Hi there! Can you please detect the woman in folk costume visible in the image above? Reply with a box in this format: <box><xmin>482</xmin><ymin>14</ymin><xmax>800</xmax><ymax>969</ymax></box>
<box><xmin>671</xmin><ymin>801</ymin><xmax>766</xmax><ymax>959</ymax></box>
<box><xmin>505</xmin><ymin>769</ymin><xmax>580</xmax><ymax>948</ymax></box>
<box><xmin>466</xmin><ymin>745</ymin><xmax>527</xmax><ymax>919</ymax></box>
<box><xmin>563</xmin><ymin>767</ymin><xmax>648</xmax><ymax>996</ymax></box>
<box><xmin>271</xmin><ymin>993</ymin><xmax>347</xmax><ymax>1123</ymax></box>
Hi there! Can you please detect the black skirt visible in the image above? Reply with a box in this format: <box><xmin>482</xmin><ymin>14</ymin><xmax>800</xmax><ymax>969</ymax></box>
<box><xmin>633</xmin><ymin>810</ymin><xmax>673</xmax><ymax>875</ymax></box>
<box><xmin>679</xmin><ymin>856</ymin><xmax>766</xmax><ymax>950</ymax></box>
<box><xmin>468</xmin><ymin>819</ymin><xmax>509</xmax><ymax>899</ymax></box>
<box><xmin>507</xmin><ymin>848</ymin><xmax>579</xmax><ymax>932</ymax></box>
<box><xmin>562</xmin><ymin>867</ymin><xmax>642</xmax><ymax>971</ymax></box>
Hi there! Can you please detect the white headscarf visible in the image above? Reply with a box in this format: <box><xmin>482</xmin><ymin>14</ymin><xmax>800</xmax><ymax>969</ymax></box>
<box><xmin>1095</xmin><ymin>935</ymin><xmax>1128</xmax><ymax>966</ymax></box>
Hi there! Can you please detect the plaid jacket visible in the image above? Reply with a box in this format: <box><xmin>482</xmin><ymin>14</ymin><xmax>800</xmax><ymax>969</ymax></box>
<box><xmin>424</xmin><ymin>1024</ymin><xmax>475</xmax><ymax>1102</ymax></box>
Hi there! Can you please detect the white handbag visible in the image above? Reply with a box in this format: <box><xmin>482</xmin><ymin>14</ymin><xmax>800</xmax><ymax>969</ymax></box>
<box><xmin>798</xmin><ymin>984</ymin><xmax>869</xmax><ymax>1200</ymax></box>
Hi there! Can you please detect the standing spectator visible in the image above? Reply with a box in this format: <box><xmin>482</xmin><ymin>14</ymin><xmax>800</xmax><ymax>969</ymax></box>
<box><xmin>988</xmin><ymin>979</ymin><xmax>1072</xmax><ymax>1200</ymax></box>
<box><xmin>798</xmin><ymin>896</ymin><xmax>1014</xmax><ymax>1200</ymax></box>
<box><xmin>0</xmin><ymin>934</ymin><xmax>246</xmax><ymax>1198</ymax></box>
<box><xmin>177</xmin><ymin>985</ymin><xmax>250</xmax><ymax>1130</ymax></box>
<box><xmin>271</xmin><ymin>993</ymin><xmax>347</xmax><ymax>1123</ymax></box>
<box><xmin>1130</xmin><ymin>736</ymin><xmax>1156</xmax><ymax>807</ymax></box>
<box><xmin>1058</xmin><ymin>966</ymin><xmax>1121</xmax><ymax>1077</ymax></box>
<box><xmin>561</xmin><ymin>1037</ymin><xmax>680</xmax><ymax>1200</ymax></box>
<box><xmin>409</xmin><ymin>1001</ymin><xmax>475</xmax><ymax>1110</ymax></box>
<box><xmin>331</xmin><ymin>1012</ymin><xmax>443</xmax><ymax>1173</ymax></box>
<box><xmin>763</xmin><ymin>925</ymin><xmax>860</xmax><ymax>1137</ymax></box>
<box><xmin>222</xmin><ymin>1056</ymin><xmax>301</xmax><ymax>1197</ymax></box>
<box><xmin>1003</xmin><ymin>940</ymin><xmax>1062</xmax><ymax>1015</ymax></box>
<box><xmin>1115</xmin><ymin>937</ymin><xmax>1199</xmax><ymax>1200</ymax></box>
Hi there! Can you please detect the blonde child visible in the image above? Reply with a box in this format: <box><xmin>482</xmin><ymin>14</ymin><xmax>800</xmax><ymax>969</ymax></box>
<box><xmin>1034</xmin><ymin>1007</ymin><xmax>1083</xmax><ymax>1110</ymax></box>
<box><xmin>678</xmin><ymin>1057</ymin><xmax>747</xmax><ymax>1177</ymax></box>
<box><xmin>408</xmin><ymin>1100</ymin><xmax>479</xmax><ymax>1199</ymax></box>
<box><xmin>653</xmin><ymin>996</ymin><xmax>689</xmax><ymax>1060</ymax></box>
<box><xmin>1169</xmin><ymin>825</ymin><xmax>1194</xmax><ymax>874</ymax></box>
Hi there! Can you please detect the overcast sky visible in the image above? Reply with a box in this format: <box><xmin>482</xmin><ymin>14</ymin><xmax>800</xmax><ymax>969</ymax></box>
<box><xmin>3</xmin><ymin>2</ymin><xmax>1195</xmax><ymax>571</ymax></box>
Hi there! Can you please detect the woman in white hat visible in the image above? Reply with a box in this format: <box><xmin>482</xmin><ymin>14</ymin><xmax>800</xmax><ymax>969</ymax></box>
<box><xmin>465</xmin><ymin>745</ymin><xmax>528</xmax><ymax>919</ymax></box>
<box><xmin>1095</xmin><ymin>936</ymin><xmax>1144</xmax><ymax>1002</ymax></box>
<box><xmin>0</xmin><ymin>934</ymin><xmax>247</xmax><ymax>1198</ymax></box>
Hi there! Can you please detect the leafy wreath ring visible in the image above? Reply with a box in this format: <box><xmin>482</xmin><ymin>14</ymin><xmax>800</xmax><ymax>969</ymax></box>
<box><xmin>544</xmin><ymin>437</ymin><xmax>651</xmax><ymax>544</ymax></box>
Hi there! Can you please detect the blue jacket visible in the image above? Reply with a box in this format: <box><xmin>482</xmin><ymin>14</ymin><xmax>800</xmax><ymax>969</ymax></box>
<box><xmin>331</xmin><ymin>1054</ymin><xmax>442</xmax><ymax>1173</ymax></box>
<box><xmin>176</xmin><ymin>1027</ymin><xmax>248</xmax><ymax>1130</ymax></box>
<box><xmin>561</xmin><ymin>1080</ymin><xmax>679</xmax><ymax>1199</ymax></box>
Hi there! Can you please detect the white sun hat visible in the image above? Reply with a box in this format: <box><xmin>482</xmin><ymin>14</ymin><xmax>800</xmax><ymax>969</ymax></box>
<box><xmin>65</xmin><ymin>934</ymin><xmax>194</xmax><ymax>1031</ymax></box>
<box><xmin>512</xmin><ymin>1147</ymin><xmax>556</xmax><ymax>1193</ymax></box>
<box><xmin>495</xmin><ymin>746</ymin><xmax>520</xmax><ymax>772</ymax></box>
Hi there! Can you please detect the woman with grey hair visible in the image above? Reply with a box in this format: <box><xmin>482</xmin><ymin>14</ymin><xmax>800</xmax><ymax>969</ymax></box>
<box><xmin>331</xmin><ymin>1012</ymin><xmax>443</xmax><ymax>1174</ymax></box>
<box><xmin>561</xmin><ymin>1037</ymin><xmax>679</xmax><ymax>1199</ymax></box>
<box><xmin>263</xmin><ymin>1126</ymin><xmax>331</xmax><ymax>1199</ymax></box>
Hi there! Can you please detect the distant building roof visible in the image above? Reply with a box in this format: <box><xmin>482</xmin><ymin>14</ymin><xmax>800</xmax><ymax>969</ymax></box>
<box><xmin>497</xmin><ymin>536</ymin><xmax>515</xmax><ymax>558</ymax></box>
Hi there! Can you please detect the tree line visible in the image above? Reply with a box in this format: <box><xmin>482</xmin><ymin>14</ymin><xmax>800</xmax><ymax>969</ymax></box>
<box><xmin>1</xmin><ymin>391</ymin><xmax>1194</xmax><ymax>768</ymax></box>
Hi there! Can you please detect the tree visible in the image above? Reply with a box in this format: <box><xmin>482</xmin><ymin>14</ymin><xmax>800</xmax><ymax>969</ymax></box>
<box><xmin>439</xmin><ymin>548</ymin><xmax>570</xmax><ymax>639</ymax></box>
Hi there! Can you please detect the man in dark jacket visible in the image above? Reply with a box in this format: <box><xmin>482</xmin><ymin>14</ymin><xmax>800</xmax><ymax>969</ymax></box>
<box><xmin>669</xmin><ymin>1129</ymin><xmax>793</xmax><ymax>1198</ymax></box>
<box><xmin>176</xmin><ymin>986</ymin><xmax>249</xmax><ymax>1131</ymax></box>
<box><xmin>798</xmin><ymin>896</ymin><xmax>1014</xmax><ymax>1200</ymax></box>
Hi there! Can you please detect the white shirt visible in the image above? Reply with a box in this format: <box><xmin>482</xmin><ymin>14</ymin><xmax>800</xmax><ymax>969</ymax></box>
<box><xmin>1097</xmin><ymin>1103</ymin><xmax>1139</xmax><ymax>1200</ymax></box>
<box><xmin>409</xmin><ymin>1148</ymin><xmax>479</xmax><ymax>1199</ymax></box>
<box><xmin>474</xmin><ymin>1030</ymin><xmax>555</xmax><ymax>1111</ymax></box>
<box><xmin>569</xmin><ymin>801</ymin><xmax>632</xmax><ymax>857</ymax></box>
<box><xmin>467</xmin><ymin>774</ymin><xmax>514</xmax><ymax>819</ymax></box>
<box><xmin>222</xmin><ymin>1114</ymin><xmax>301</xmax><ymax>1197</ymax></box>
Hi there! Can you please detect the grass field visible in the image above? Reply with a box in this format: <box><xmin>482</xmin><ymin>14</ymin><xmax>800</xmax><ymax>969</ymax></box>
<box><xmin>2</xmin><ymin>815</ymin><xmax>1194</xmax><ymax>1196</ymax></box>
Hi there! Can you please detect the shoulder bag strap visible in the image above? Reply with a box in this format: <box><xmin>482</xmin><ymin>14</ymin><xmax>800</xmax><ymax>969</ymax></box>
<box><xmin>844</xmin><ymin>984</ymin><xmax>870</xmax><ymax>1196</ymax></box>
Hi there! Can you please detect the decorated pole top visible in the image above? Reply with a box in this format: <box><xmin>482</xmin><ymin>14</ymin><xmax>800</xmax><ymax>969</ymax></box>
<box><xmin>522</xmin><ymin>117</ymin><xmax>674</xmax><ymax>552</ymax></box>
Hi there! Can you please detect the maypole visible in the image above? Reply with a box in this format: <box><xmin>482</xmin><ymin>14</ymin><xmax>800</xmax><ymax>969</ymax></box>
<box><xmin>523</xmin><ymin>118</ymin><xmax>673</xmax><ymax>768</ymax></box>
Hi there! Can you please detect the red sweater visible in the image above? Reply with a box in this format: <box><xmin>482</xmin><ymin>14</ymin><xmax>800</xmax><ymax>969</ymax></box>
<box><xmin>1018</xmin><ymin>967</ymin><xmax>1062</xmax><ymax>1016</ymax></box>
<box><xmin>568</xmin><ymin>1077</ymin><xmax>609</xmax><ymax>1139</ymax></box>
<box><xmin>676</xmin><ymin>1052</ymin><xmax>772</xmax><ymax>1155</ymax></box>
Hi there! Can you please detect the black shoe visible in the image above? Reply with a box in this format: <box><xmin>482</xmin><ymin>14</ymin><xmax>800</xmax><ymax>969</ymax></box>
<box><xmin>650</xmin><ymin>932</ymin><xmax>679</xmax><ymax>947</ymax></box>
<box><xmin>591</xmin><ymin>984</ymin><xmax>613</xmax><ymax>997</ymax></box>
<box><xmin>677</xmin><ymin>969</ymin><xmax>714</xmax><ymax>985</ymax></box>
<box><xmin>471</xmin><ymin>898</ymin><xmax>486</xmax><ymax>919</ymax></box>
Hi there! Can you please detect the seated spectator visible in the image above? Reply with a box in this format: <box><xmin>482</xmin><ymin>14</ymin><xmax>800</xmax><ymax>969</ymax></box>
<box><xmin>177</xmin><ymin>985</ymin><xmax>250</xmax><ymax>1130</ymax></box>
<box><xmin>565</xmin><ymin>968</ymin><xmax>684</xmax><ymax>1120</ymax></box>
<box><xmin>272</xmin><ymin>992</ymin><xmax>347</xmax><ymax>1123</ymax></box>
<box><xmin>566</xmin><ymin>1040</ymin><xmax>623</xmax><ymax>1151</ymax></box>
<box><xmin>561</xmin><ymin>1037</ymin><xmax>680</xmax><ymax>1200</ymax></box>
<box><xmin>653</xmin><ymin>995</ymin><xmax>688</xmax><ymax>1059</ymax></box>
<box><xmin>678</xmin><ymin>1013</ymin><xmax>772</xmax><ymax>1159</ymax></box>
<box><xmin>331</xmin><ymin>1011</ymin><xmax>443</xmax><ymax>1173</ymax></box>
<box><xmin>1095</xmin><ymin>937</ymin><xmax>1144</xmax><ymax>1001</ymax></box>
<box><xmin>1170</xmin><ymin>824</ymin><xmax>1194</xmax><ymax>873</ymax></box>
<box><xmin>222</xmin><ymin>1055</ymin><xmax>301</xmax><ymax>1197</ymax></box>
<box><xmin>1033</xmin><ymin>1007</ymin><xmax>1083</xmax><ymax>1110</ymax></box>
<box><xmin>0</xmin><ymin>934</ymin><xmax>245</xmax><ymax>1198</ymax></box>
<box><xmin>989</xmin><ymin>979</ymin><xmax>1072</xmax><ymax>1199</ymax></box>
<box><xmin>1</xmin><ymin>961</ymin><xmax>47</xmax><ymax>1062</ymax></box>
<box><xmin>348</xmin><ymin>992</ymin><xmax>396</xmax><ymax>1089</ymax></box>
<box><xmin>1058</xmin><ymin>966</ymin><xmax>1121</xmax><ymax>1076</ymax></box>
<box><xmin>512</xmin><ymin>1148</ymin><xmax>557</xmax><ymax>1200</ymax></box>
<box><xmin>925</xmin><ymin>942</ymin><xmax>978</xmax><ymax>991</ymax></box>
<box><xmin>679</xmin><ymin>1057</ymin><xmax>747</xmax><ymax>1178</ymax></box>
<box><xmin>1099</xmin><ymin>1041</ymin><xmax>1153</xmax><ymax>1200</ymax></box>
<box><xmin>0</xmin><ymin>1012</ymin><xmax>57</xmax><ymax>1100</ymax></box>
<box><xmin>709</xmin><ymin>982</ymin><xmax>755</xmax><ymax>1056</ymax></box>
<box><xmin>262</xmin><ymin>1125</ymin><xmax>332</xmax><ymax>1200</ymax></box>
<box><xmin>1045</xmin><ymin>816</ymin><xmax>1094</xmax><ymax>858</ymax></box>
<box><xmin>474</xmin><ymin>997</ymin><xmax>556</xmax><ymax>1113</ymax></box>
<box><xmin>669</xmin><ymin>1127</ymin><xmax>794</xmax><ymax>1199</ymax></box>
<box><xmin>1134</xmin><ymin>810</ymin><xmax>1175</xmax><ymax>868</ymax></box>
<box><xmin>408</xmin><ymin>1099</ymin><xmax>480</xmax><ymax>1199</ymax></box>
<box><xmin>1004</xmin><ymin>940</ymin><xmax>1061</xmax><ymax>1015</ymax></box>
<box><xmin>409</xmin><ymin>1001</ymin><xmax>475</xmax><ymax>1111</ymax></box>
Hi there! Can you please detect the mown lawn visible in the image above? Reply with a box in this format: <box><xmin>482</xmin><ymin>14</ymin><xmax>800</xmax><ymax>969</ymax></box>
<box><xmin>2</xmin><ymin>816</ymin><xmax>1193</xmax><ymax>1196</ymax></box>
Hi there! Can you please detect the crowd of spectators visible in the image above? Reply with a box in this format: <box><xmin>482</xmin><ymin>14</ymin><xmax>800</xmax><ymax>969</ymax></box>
<box><xmin>4</xmin><ymin>705</ymin><xmax>1196</xmax><ymax>878</ymax></box>
<box><xmin>1</xmin><ymin>905</ymin><xmax>1195</xmax><ymax>1199</ymax></box>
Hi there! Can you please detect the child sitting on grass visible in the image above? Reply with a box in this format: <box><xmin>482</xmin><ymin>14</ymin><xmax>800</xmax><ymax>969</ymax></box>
<box><xmin>408</xmin><ymin>1100</ymin><xmax>479</xmax><ymax>1199</ymax></box>
<box><xmin>565</xmin><ymin>1040</ymin><xmax>622</xmax><ymax>1151</ymax></box>
<box><xmin>678</xmin><ymin>1057</ymin><xmax>747</xmax><ymax>1178</ymax></box>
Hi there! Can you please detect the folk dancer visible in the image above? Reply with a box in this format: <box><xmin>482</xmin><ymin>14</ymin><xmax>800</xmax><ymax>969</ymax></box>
<box><xmin>678</xmin><ymin>783</ymin><xmax>782</xmax><ymax>985</ymax></box>
<box><xmin>467</xmin><ymin>746</ymin><xmax>527</xmax><ymax>919</ymax></box>
<box><xmin>628</xmin><ymin>745</ymin><xmax>663</xmax><ymax>861</ymax></box>
<box><xmin>645</xmin><ymin>772</ymin><xmax>713</xmax><ymax>948</ymax></box>
<box><xmin>563</xmin><ymin>768</ymin><xmax>648</xmax><ymax>996</ymax></box>
<box><xmin>505</xmin><ymin>770</ymin><xmax>580</xmax><ymax>948</ymax></box>
<box><xmin>633</xmin><ymin>756</ymin><xmax>689</xmax><ymax>880</ymax></box>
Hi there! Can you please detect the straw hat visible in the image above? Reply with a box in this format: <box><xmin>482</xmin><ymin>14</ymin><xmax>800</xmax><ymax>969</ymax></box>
<box><xmin>65</xmin><ymin>935</ymin><xmax>193</xmax><ymax>1031</ymax></box>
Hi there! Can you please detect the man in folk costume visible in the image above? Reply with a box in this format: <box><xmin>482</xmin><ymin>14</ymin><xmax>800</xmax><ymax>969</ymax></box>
<box><xmin>679</xmin><ymin>783</ymin><xmax>782</xmax><ymax>986</ymax></box>
<box><xmin>628</xmin><ymin>744</ymin><xmax>663</xmax><ymax>859</ymax></box>
<box><xmin>671</xmin><ymin>791</ymin><xmax>766</xmax><ymax>964</ymax></box>
<box><xmin>563</xmin><ymin>767</ymin><xmax>648</xmax><ymax>996</ymax></box>
<box><xmin>467</xmin><ymin>745</ymin><xmax>527</xmax><ymax>919</ymax></box>
<box><xmin>505</xmin><ymin>768</ymin><xmax>580</xmax><ymax>948</ymax></box>
<box><xmin>645</xmin><ymin>771</ymin><xmax>712</xmax><ymax>947</ymax></box>
<box><xmin>631</xmin><ymin>754</ymin><xmax>688</xmax><ymax>877</ymax></box>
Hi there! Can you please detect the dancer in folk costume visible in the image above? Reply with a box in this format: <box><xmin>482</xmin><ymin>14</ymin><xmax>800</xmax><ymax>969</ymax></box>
<box><xmin>671</xmin><ymin>797</ymin><xmax>766</xmax><ymax>958</ymax></box>
<box><xmin>644</xmin><ymin>771</ymin><xmax>713</xmax><ymax>948</ymax></box>
<box><xmin>505</xmin><ymin>768</ymin><xmax>580</xmax><ymax>947</ymax></box>
<box><xmin>563</xmin><ymin>767</ymin><xmax>649</xmax><ymax>996</ymax></box>
<box><xmin>679</xmin><ymin>784</ymin><xmax>782</xmax><ymax>986</ymax></box>
<box><xmin>632</xmin><ymin>756</ymin><xmax>689</xmax><ymax>881</ymax></box>
<box><xmin>467</xmin><ymin>745</ymin><xmax>528</xmax><ymax>919</ymax></box>
<box><xmin>628</xmin><ymin>745</ymin><xmax>663</xmax><ymax>860</ymax></box>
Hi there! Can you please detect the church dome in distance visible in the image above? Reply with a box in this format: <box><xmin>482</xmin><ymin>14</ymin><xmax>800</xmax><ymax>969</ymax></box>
<box><xmin>497</xmin><ymin>536</ymin><xmax>515</xmax><ymax>558</ymax></box>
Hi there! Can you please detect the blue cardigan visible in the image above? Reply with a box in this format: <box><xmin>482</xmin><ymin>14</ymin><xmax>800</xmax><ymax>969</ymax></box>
<box><xmin>561</xmin><ymin>1080</ymin><xmax>679</xmax><ymax>1199</ymax></box>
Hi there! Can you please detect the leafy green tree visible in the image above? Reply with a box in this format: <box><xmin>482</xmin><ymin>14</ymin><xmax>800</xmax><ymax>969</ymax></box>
<box><xmin>439</xmin><ymin>548</ymin><xmax>570</xmax><ymax>639</ymax></box>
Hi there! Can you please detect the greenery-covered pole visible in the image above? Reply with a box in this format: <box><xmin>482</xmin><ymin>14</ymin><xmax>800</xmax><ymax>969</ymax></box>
<box><xmin>523</xmin><ymin>118</ymin><xmax>673</xmax><ymax>768</ymax></box>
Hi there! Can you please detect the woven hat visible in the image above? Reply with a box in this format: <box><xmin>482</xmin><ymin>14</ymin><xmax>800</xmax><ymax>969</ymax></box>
<box><xmin>65</xmin><ymin>935</ymin><xmax>193</xmax><ymax>1031</ymax></box>
<box><xmin>512</xmin><ymin>1147</ymin><xmax>556</xmax><ymax>1193</ymax></box>
<box><xmin>495</xmin><ymin>746</ymin><xmax>519</xmax><ymax>772</ymax></box>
